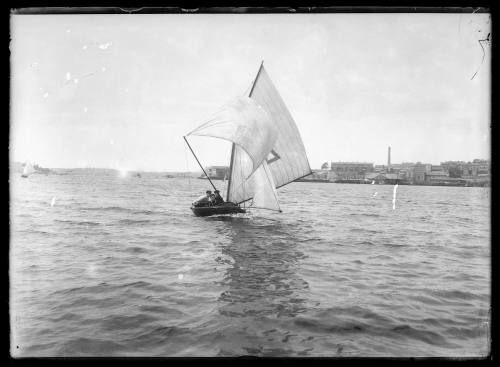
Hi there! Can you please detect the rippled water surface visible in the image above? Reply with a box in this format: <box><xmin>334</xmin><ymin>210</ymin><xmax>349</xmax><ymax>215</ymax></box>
<box><xmin>10</xmin><ymin>171</ymin><xmax>490</xmax><ymax>357</ymax></box>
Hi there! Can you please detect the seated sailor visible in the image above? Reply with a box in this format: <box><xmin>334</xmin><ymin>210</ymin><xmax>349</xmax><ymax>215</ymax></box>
<box><xmin>193</xmin><ymin>190</ymin><xmax>212</xmax><ymax>207</ymax></box>
<box><xmin>213</xmin><ymin>190</ymin><xmax>224</xmax><ymax>205</ymax></box>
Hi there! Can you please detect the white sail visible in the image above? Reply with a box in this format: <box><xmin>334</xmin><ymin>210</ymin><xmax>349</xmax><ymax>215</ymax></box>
<box><xmin>247</xmin><ymin>65</ymin><xmax>312</xmax><ymax>188</ymax></box>
<box><xmin>22</xmin><ymin>162</ymin><xmax>35</xmax><ymax>176</ymax></box>
<box><xmin>251</xmin><ymin>160</ymin><xmax>281</xmax><ymax>211</ymax></box>
<box><xmin>226</xmin><ymin>64</ymin><xmax>312</xmax><ymax>205</ymax></box>
<box><xmin>227</xmin><ymin>145</ymin><xmax>280</xmax><ymax>211</ymax></box>
<box><xmin>187</xmin><ymin>96</ymin><xmax>278</xmax><ymax>179</ymax></box>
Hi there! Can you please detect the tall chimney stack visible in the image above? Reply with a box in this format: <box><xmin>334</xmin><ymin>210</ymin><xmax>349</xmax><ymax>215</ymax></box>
<box><xmin>388</xmin><ymin>146</ymin><xmax>391</xmax><ymax>173</ymax></box>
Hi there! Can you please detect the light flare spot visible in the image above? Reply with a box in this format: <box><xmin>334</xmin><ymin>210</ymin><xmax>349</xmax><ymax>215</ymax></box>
<box><xmin>178</xmin><ymin>274</ymin><xmax>184</xmax><ymax>280</ymax></box>
<box><xmin>118</xmin><ymin>169</ymin><xmax>128</xmax><ymax>178</ymax></box>
<box><xmin>87</xmin><ymin>263</ymin><xmax>98</xmax><ymax>278</ymax></box>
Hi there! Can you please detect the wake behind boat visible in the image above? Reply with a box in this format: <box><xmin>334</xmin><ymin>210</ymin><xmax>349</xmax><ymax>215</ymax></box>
<box><xmin>184</xmin><ymin>61</ymin><xmax>312</xmax><ymax>217</ymax></box>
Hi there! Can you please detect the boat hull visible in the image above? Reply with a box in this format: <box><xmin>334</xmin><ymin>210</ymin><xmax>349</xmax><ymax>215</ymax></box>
<box><xmin>191</xmin><ymin>202</ymin><xmax>246</xmax><ymax>217</ymax></box>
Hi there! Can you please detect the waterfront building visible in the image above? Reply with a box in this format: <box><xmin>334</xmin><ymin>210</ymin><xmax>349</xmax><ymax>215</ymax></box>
<box><xmin>440</xmin><ymin>160</ymin><xmax>490</xmax><ymax>179</ymax></box>
<box><xmin>425</xmin><ymin>170</ymin><xmax>449</xmax><ymax>184</ymax></box>
<box><xmin>365</xmin><ymin>172</ymin><xmax>400</xmax><ymax>185</ymax></box>
<box><xmin>388</xmin><ymin>163</ymin><xmax>402</xmax><ymax>173</ymax></box>
<box><xmin>201</xmin><ymin>166</ymin><xmax>229</xmax><ymax>180</ymax></box>
<box><xmin>460</xmin><ymin>162</ymin><xmax>489</xmax><ymax>178</ymax></box>
<box><xmin>431</xmin><ymin>165</ymin><xmax>446</xmax><ymax>172</ymax></box>
<box><xmin>396</xmin><ymin>162</ymin><xmax>416</xmax><ymax>181</ymax></box>
<box><xmin>412</xmin><ymin>163</ymin><xmax>432</xmax><ymax>184</ymax></box>
<box><xmin>330</xmin><ymin>162</ymin><xmax>374</xmax><ymax>180</ymax></box>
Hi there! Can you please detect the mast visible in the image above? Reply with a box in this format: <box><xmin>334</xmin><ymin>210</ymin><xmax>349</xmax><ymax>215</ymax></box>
<box><xmin>226</xmin><ymin>143</ymin><xmax>236</xmax><ymax>201</ymax></box>
<box><xmin>183</xmin><ymin>136</ymin><xmax>217</xmax><ymax>191</ymax></box>
<box><xmin>226</xmin><ymin>60</ymin><xmax>264</xmax><ymax>202</ymax></box>
<box><xmin>249</xmin><ymin>60</ymin><xmax>264</xmax><ymax>98</ymax></box>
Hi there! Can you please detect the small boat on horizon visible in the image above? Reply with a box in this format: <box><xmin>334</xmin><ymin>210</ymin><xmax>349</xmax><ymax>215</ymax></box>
<box><xmin>21</xmin><ymin>162</ymin><xmax>35</xmax><ymax>178</ymax></box>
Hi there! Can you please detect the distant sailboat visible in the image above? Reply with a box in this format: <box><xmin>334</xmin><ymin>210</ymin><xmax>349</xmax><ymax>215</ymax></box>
<box><xmin>184</xmin><ymin>61</ymin><xmax>312</xmax><ymax>217</ymax></box>
<box><xmin>21</xmin><ymin>162</ymin><xmax>35</xmax><ymax>178</ymax></box>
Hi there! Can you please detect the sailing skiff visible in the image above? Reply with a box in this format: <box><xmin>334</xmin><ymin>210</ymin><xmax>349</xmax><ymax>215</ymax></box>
<box><xmin>184</xmin><ymin>62</ymin><xmax>312</xmax><ymax>217</ymax></box>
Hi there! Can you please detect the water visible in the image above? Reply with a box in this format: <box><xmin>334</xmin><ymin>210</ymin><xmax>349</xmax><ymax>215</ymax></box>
<box><xmin>10</xmin><ymin>170</ymin><xmax>490</xmax><ymax>357</ymax></box>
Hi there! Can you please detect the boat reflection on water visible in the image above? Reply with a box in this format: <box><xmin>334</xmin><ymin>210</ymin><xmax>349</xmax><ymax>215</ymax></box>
<box><xmin>207</xmin><ymin>215</ymin><xmax>313</xmax><ymax>356</ymax></box>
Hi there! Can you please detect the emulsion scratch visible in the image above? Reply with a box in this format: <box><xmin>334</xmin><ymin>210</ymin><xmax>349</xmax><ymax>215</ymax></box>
<box><xmin>98</xmin><ymin>42</ymin><xmax>112</xmax><ymax>50</ymax></box>
<box><xmin>392</xmin><ymin>184</ymin><xmax>398</xmax><ymax>210</ymax></box>
<box><xmin>82</xmin><ymin>72</ymin><xmax>96</xmax><ymax>79</ymax></box>
<box><xmin>81</xmin><ymin>41</ymin><xmax>113</xmax><ymax>51</ymax></box>
<box><xmin>471</xmin><ymin>27</ymin><xmax>491</xmax><ymax>80</ymax></box>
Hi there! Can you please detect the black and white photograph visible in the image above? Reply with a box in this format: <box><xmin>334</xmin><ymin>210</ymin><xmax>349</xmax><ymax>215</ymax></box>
<box><xmin>9</xmin><ymin>8</ymin><xmax>491</xmax><ymax>357</ymax></box>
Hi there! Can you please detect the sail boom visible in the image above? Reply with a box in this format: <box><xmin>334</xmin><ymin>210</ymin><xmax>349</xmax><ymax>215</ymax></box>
<box><xmin>248</xmin><ymin>206</ymin><xmax>282</xmax><ymax>213</ymax></box>
<box><xmin>276</xmin><ymin>170</ymin><xmax>314</xmax><ymax>189</ymax></box>
<box><xmin>236</xmin><ymin>170</ymin><xmax>314</xmax><ymax>205</ymax></box>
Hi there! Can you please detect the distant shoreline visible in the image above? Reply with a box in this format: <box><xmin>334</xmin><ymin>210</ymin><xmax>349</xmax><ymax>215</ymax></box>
<box><xmin>294</xmin><ymin>180</ymin><xmax>489</xmax><ymax>188</ymax></box>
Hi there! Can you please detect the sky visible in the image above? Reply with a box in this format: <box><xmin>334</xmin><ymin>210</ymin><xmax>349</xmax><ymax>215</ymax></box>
<box><xmin>10</xmin><ymin>13</ymin><xmax>491</xmax><ymax>171</ymax></box>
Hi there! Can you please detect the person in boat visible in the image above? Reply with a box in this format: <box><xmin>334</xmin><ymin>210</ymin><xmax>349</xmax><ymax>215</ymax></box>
<box><xmin>193</xmin><ymin>190</ymin><xmax>212</xmax><ymax>207</ymax></box>
<box><xmin>208</xmin><ymin>191</ymin><xmax>216</xmax><ymax>205</ymax></box>
<box><xmin>213</xmin><ymin>190</ymin><xmax>224</xmax><ymax>205</ymax></box>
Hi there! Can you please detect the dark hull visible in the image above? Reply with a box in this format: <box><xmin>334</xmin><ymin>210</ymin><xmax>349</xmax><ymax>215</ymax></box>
<box><xmin>191</xmin><ymin>203</ymin><xmax>246</xmax><ymax>217</ymax></box>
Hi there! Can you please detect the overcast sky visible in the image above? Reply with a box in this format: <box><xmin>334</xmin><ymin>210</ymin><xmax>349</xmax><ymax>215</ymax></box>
<box><xmin>10</xmin><ymin>13</ymin><xmax>490</xmax><ymax>171</ymax></box>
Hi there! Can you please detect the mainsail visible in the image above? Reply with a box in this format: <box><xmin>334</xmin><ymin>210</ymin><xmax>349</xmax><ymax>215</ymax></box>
<box><xmin>226</xmin><ymin>64</ymin><xmax>312</xmax><ymax>209</ymax></box>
